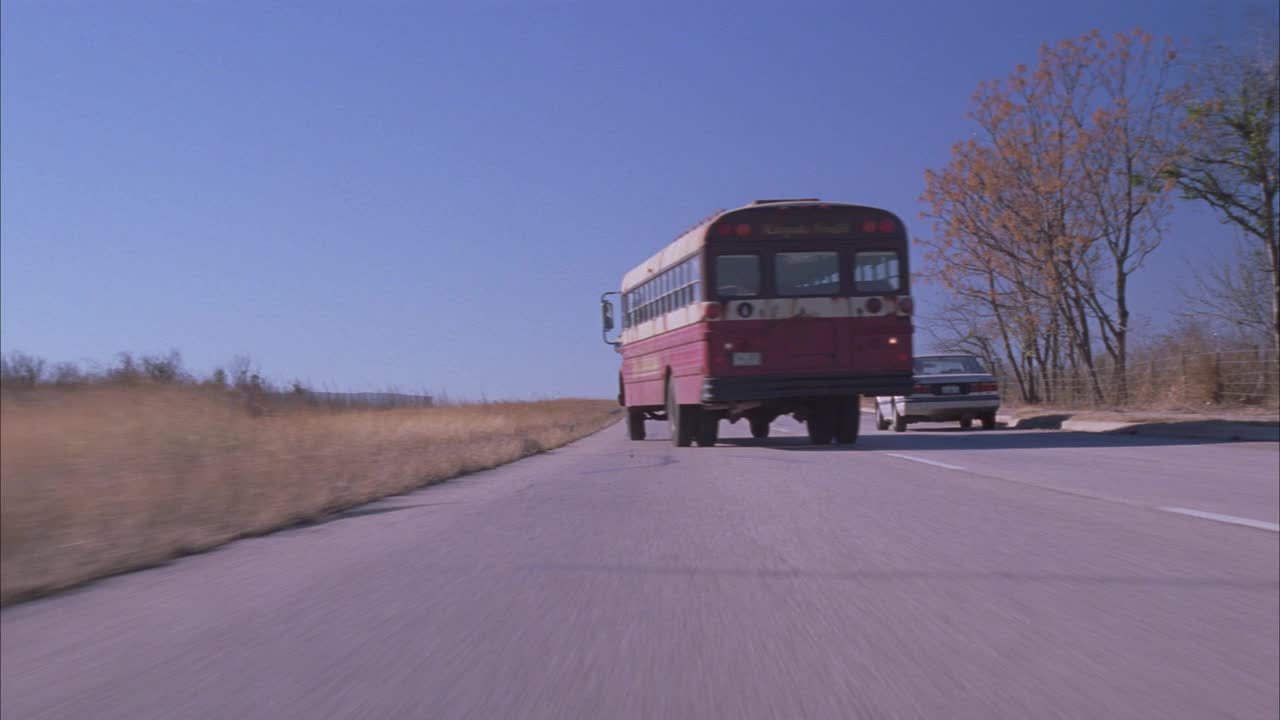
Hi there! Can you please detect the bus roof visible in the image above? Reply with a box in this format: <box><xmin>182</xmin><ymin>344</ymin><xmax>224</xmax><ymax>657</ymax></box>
<box><xmin>619</xmin><ymin>200</ymin><xmax>897</xmax><ymax>292</ymax></box>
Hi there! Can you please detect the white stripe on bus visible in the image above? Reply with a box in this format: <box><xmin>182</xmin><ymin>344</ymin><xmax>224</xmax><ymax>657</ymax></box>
<box><xmin>620</xmin><ymin>296</ymin><xmax>911</xmax><ymax>344</ymax></box>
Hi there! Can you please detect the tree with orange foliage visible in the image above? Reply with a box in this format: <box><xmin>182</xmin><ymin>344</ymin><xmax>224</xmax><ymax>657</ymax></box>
<box><xmin>921</xmin><ymin>28</ymin><xmax>1185</xmax><ymax>404</ymax></box>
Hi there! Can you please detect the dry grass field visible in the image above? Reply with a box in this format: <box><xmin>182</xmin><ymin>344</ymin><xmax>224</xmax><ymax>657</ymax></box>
<box><xmin>0</xmin><ymin>384</ymin><xmax>620</xmax><ymax>604</ymax></box>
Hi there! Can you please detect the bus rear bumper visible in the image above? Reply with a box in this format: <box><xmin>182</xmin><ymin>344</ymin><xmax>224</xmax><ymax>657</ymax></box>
<box><xmin>701</xmin><ymin>373</ymin><xmax>913</xmax><ymax>403</ymax></box>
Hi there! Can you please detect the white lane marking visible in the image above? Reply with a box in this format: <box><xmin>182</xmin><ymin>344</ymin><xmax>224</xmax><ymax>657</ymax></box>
<box><xmin>1158</xmin><ymin>507</ymin><xmax>1280</xmax><ymax>533</ymax></box>
<box><xmin>884</xmin><ymin>453</ymin><xmax>966</xmax><ymax>471</ymax></box>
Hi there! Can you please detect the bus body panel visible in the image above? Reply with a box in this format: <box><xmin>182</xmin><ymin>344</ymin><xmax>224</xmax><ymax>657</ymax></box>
<box><xmin>619</xmin><ymin>323</ymin><xmax>707</xmax><ymax>407</ymax></box>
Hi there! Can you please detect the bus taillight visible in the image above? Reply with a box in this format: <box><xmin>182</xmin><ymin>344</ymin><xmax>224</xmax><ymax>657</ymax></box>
<box><xmin>703</xmin><ymin>302</ymin><xmax>723</xmax><ymax>320</ymax></box>
<box><xmin>898</xmin><ymin>297</ymin><xmax>914</xmax><ymax>314</ymax></box>
<box><xmin>735</xmin><ymin>223</ymin><xmax>752</xmax><ymax>237</ymax></box>
<box><xmin>878</xmin><ymin>219</ymin><xmax>895</xmax><ymax>233</ymax></box>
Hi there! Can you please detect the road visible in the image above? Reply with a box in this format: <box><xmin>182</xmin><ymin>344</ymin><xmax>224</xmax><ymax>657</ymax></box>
<box><xmin>3</xmin><ymin>416</ymin><xmax>1278</xmax><ymax>720</ymax></box>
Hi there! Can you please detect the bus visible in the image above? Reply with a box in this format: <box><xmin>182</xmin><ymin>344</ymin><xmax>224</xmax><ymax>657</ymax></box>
<box><xmin>599</xmin><ymin>199</ymin><xmax>915</xmax><ymax>447</ymax></box>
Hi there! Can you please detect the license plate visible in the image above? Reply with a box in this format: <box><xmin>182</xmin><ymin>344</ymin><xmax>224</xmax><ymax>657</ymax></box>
<box><xmin>732</xmin><ymin>352</ymin><xmax>762</xmax><ymax>367</ymax></box>
<box><xmin>940</xmin><ymin>385</ymin><xmax>961</xmax><ymax>395</ymax></box>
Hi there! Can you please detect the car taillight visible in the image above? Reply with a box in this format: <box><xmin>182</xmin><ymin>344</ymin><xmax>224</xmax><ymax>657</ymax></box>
<box><xmin>912</xmin><ymin>384</ymin><xmax>931</xmax><ymax>395</ymax></box>
<box><xmin>974</xmin><ymin>382</ymin><xmax>998</xmax><ymax>392</ymax></box>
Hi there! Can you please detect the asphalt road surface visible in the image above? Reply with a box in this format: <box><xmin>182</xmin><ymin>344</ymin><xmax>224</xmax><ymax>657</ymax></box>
<box><xmin>3</xmin><ymin>415</ymin><xmax>1278</xmax><ymax>720</ymax></box>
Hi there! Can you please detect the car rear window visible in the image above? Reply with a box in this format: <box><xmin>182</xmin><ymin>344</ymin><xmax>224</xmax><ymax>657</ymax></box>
<box><xmin>914</xmin><ymin>356</ymin><xmax>986</xmax><ymax>374</ymax></box>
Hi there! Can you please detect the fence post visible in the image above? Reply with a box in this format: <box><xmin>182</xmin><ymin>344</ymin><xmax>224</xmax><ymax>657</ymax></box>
<box><xmin>1213</xmin><ymin>351</ymin><xmax>1223</xmax><ymax>404</ymax></box>
<box><xmin>1264</xmin><ymin>346</ymin><xmax>1277</xmax><ymax>409</ymax></box>
<box><xmin>1180</xmin><ymin>353</ymin><xmax>1188</xmax><ymax>405</ymax></box>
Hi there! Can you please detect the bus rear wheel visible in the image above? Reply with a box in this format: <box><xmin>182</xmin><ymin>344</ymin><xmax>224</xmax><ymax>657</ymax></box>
<box><xmin>666</xmin><ymin>380</ymin><xmax>697</xmax><ymax>448</ymax></box>
<box><xmin>835</xmin><ymin>396</ymin><xmax>860</xmax><ymax>445</ymax></box>
<box><xmin>626</xmin><ymin>408</ymin><xmax>646</xmax><ymax>440</ymax></box>
<box><xmin>695</xmin><ymin>412</ymin><xmax>720</xmax><ymax>447</ymax></box>
<box><xmin>749</xmin><ymin>416</ymin><xmax>771</xmax><ymax>439</ymax></box>
<box><xmin>806</xmin><ymin>403</ymin><xmax>836</xmax><ymax>445</ymax></box>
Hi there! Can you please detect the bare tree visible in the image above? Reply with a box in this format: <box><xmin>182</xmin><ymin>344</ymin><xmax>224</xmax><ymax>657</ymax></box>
<box><xmin>0</xmin><ymin>351</ymin><xmax>46</xmax><ymax>387</ymax></box>
<box><xmin>1167</xmin><ymin>12</ymin><xmax>1280</xmax><ymax>353</ymax></box>
<box><xmin>1067</xmin><ymin>30</ymin><xmax>1187</xmax><ymax>401</ymax></box>
<box><xmin>1178</xmin><ymin>237</ymin><xmax>1274</xmax><ymax>342</ymax></box>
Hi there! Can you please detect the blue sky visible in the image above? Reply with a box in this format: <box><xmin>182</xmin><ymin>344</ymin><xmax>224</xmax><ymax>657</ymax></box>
<box><xmin>0</xmin><ymin>0</ymin><xmax>1257</xmax><ymax>399</ymax></box>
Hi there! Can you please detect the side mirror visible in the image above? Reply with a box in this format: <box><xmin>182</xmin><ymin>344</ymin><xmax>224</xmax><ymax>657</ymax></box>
<box><xmin>599</xmin><ymin>291</ymin><xmax>621</xmax><ymax>348</ymax></box>
<box><xmin>601</xmin><ymin>300</ymin><xmax>615</xmax><ymax>332</ymax></box>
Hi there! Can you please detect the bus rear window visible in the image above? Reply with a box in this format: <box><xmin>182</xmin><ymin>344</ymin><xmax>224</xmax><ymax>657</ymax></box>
<box><xmin>716</xmin><ymin>255</ymin><xmax>760</xmax><ymax>297</ymax></box>
<box><xmin>777</xmin><ymin>252</ymin><xmax>839</xmax><ymax>296</ymax></box>
<box><xmin>854</xmin><ymin>251</ymin><xmax>900</xmax><ymax>292</ymax></box>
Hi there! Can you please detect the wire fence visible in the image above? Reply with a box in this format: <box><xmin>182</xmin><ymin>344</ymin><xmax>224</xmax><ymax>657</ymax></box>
<box><xmin>992</xmin><ymin>348</ymin><xmax>1279</xmax><ymax>410</ymax></box>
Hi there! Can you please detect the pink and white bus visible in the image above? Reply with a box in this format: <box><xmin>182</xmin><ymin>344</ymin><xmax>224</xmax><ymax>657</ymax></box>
<box><xmin>600</xmin><ymin>199</ymin><xmax>915</xmax><ymax>447</ymax></box>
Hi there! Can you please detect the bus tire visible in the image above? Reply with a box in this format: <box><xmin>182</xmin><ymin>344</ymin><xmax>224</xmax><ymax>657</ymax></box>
<box><xmin>666</xmin><ymin>380</ymin><xmax>696</xmax><ymax>448</ymax></box>
<box><xmin>695</xmin><ymin>412</ymin><xmax>720</xmax><ymax>447</ymax></box>
<box><xmin>959</xmin><ymin>417</ymin><xmax>973</xmax><ymax>430</ymax></box>
<box><xmin>627</xmin><ymin>408</ymin><xmax>646</xmax><ymax>440</ymax></box>
<box><xmin>835</xmin><ymin>396</ymin><xmax>860</xmax><ymax>444</ymax></box>
<box><xmin>749</xmin><ymin>416</ymin><xmax>771</xmax><ymax>439</ymax></box>
<box><xmin>806</xmin><ymin>402</ymin><xmax>835</xmax><ymax>445</ymax></box>
<box><xmin>981</xmin><ymin>412</ymin><xmax>997</xmax><ymax>430</ymax></box>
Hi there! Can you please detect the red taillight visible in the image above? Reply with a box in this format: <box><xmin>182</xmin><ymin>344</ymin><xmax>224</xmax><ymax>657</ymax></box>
<box><xmin>865</xmin><ymin>297</ymin><xmax>883</xmax><ymax>314</ymax></box>
<box><xmin>716</xmin><ymin>224</ymin><xmax>732</xmax><ymax>237</ymax></box>
<box><xmin>862</xmin><ymin>220</ymin><xmax>877</xmax><ymax>233</ymax></box>
<box><xmin>912</xmin><ymin>384</ymin><xmax>931</xmax><ymax>395</ymax></box>
<box><xmin>703</xmin><ymin>302</ymin><xmax>722</xmax><ymax>320</ymax></box>
<box><xmin>735</xmin><ymin>223</ymin><xmax>752</xmax><ymax>237</ymax></box>
<box><xmin>974</xmin><ymin>382</ymin><xmax>998</xmax><ymax>393</ymax></box>
<box><xmin>878</xmin><ymin>218</ymin><xmax>895</xmax><ymax>233</ymax></box>
<box><xmin>898</xmin><ymin>297</ymin><xmax>914</xmax><ymax>314</ymax></box>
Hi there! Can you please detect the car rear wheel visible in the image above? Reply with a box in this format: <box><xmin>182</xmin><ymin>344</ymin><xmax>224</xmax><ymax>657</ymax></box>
<box><xmin>875</xmin><ymin>404</ymin><xmax>891</xmax><ymax>431</ymax></box>
<box><xmin>892</xmin><ymin>403</ymin><xmax>907</xmax><ymax>433</ymax></box>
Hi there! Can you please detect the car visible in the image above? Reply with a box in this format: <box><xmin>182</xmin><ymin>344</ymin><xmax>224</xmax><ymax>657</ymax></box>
<box><xmin>874</xmin><ymin>354</ymin><xmax>1000</xmax><ymax>432</ymax></box>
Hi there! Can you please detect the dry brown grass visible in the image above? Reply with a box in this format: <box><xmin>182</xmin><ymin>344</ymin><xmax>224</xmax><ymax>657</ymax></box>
<box><xmin>0</xmin><ymin>385</ymin><xmax>620</xmax><ymax>605</ymax></box>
